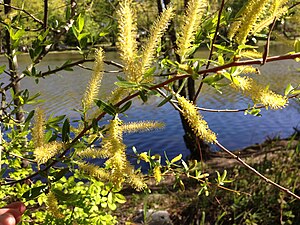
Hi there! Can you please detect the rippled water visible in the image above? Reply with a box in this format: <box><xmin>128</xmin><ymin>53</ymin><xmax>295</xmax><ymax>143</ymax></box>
<box><xmin>1</xmin><ymin>45</ymin><xmax>300</xmax><ymax>160</ymax></box>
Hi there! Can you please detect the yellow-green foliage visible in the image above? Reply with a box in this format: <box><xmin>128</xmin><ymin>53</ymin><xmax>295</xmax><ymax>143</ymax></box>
<box><xmin>176</xmin><ymin>0</ymin><xmax>207</xmax><ymax>61</ymax></box>
<box><xmin>177</xmin><ymin>95</ymin><xmax>217</xmax><ymax>143</ymax></box>
<box><xmin>231</xmin><ymin>76</ymin><xmax>288</xmax><ymax>109</ymax></box>
<box><xmin>228</xmin><ymin>0</ymin><xmax>288</xmax><ymax>44</ymax></box>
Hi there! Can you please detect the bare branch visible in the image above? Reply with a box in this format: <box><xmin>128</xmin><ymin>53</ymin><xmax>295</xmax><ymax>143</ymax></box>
<box><xmin>215</xmin><ymin>141</ymin><xmax>300</xmax><ymax>200</ymax></box>
<box><xmin>0</xmin><ymin>3</ymin><xmax>44</xmax><ymax>25</ymax></box>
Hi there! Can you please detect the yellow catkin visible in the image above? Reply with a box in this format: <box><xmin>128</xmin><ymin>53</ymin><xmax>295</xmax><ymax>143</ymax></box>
<box><xmin>139</xmin><ymin>152</ymin><xmax>150</xmax><ymax>162</ymax></box>
<box><xmin>121</xmin><ymin>121</ymin><xmax>165</xmax><ymax>133</ymax></box>
<box><xmin>124</xmin><ymin>162</ymin><xmax>147</xmax><ymax>190</ymax></box>
<box><xmin>108</xmin><ymin>87</ymin><xmax>128</xmax><ymax>105</ymax></box>
<box><xmin>128</xmin><ymin>172</ymin><xmax>147</xmax><ymax>191</ymax></box>
<box><xmin>241</xmin><ymin>51</ymin><xmax>262</xmax><ymax>59</ymax></box>
<box><xmin>139</xmin><ymin>6</ymin><xmax>174</xmax><ymax>79</ymax></box>
<box><xmin>77</xmin><ymin>147</ymin><xmax>111</xmax><ymax>159</ymax></box>
<box><xmin>231</xmin><ymin>76</ymin><xmax>288</xmax><ymax>109</ymax></box>
<box><xmin>117</xmin><ymin>0</ymin><xmax>139</xmax><ymax>82</ymax></box>
<box><xmin>177</xmin><ymin>96</ymin><xmax>216</xmax><ymax>143</ymax></box>
<box><xmin>229</xmin><ymin>0</ymin><xmax>270</xmax><ymax>44</ymax></box>
<box><xmin>77</xmin><ymin>161</ymin><xmax>109</xmax><ymax>180</ymax></box>
<box><xmin>82</xmin><ymin>48</ymin><xmax>105</xmax><ymax>110</ymax></box>
<box><xmin>46</xmin><ymin>191</ymin><xmax>64</xmax><ymax>219</ymax></box>
<box><xmin>34</xmin><ymin>142</ymin><xmax>63</xmax><ymax>165</ymax></box>
<box><xmin>240</xmin><ymin>66</ymin><xmax>259</xmax><ymax>74</ymax></box>
<box><xmin>32</xmin><ymin>108</ymin><xmax>45</xmax><ymax>148</ymax></box>
<box><xmin>176</xmin><ymin>0</ymin><xmax>207</xmax><ymax>60</ymax></box>
<box><xmin>153</xmin><ymin>165</ymin><xmax>162</xmax><ymax>184</ymax></box>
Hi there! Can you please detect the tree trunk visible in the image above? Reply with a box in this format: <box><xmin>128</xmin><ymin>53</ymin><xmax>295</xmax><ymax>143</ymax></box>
<box><xmin>4</xmin><ymin>0</ymin><xmax>24</xmax><ymax>123</ymax></box>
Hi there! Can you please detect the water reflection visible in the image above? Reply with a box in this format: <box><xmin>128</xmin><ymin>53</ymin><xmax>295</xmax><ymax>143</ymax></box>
<box><xmin>0</xmin><ymin>46</ymin><xmax>299</xmax><ymax>160</ymax></box>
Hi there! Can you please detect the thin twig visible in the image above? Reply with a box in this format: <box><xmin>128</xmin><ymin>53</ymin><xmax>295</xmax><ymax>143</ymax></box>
<box><xmin>262</xmin><ymin>17</ymin><xmax>277</xmax><ymax>65</ymax></box>
<box><xmin>193</xmin><ymin>0</ymin><xmax>226</xmax><ymax>103</ymax></box>
<box><xmin>215</xmin><ymin>140</ymin><xmax>300</xmax><ymax>200</ymax></box>
<box><xmin>0</xmin><ymin>3</ymin><xmax>44</xmax><ymax>25</ymax></box>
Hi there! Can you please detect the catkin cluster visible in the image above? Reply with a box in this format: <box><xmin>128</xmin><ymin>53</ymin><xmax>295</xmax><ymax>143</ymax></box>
<box><xmin>231</xmin><ymin>76</ymin><xmax>288</xmax><ymax>109</ymax></box>
<box><xmin>77</xmin><ymin>117</ymin><xmax>165</xmax><ymax>191</ymax></box>
<box><xmin>177</xmin><ymin>96</ymin><xmax>216</xmax><ymax>143</ymax></box>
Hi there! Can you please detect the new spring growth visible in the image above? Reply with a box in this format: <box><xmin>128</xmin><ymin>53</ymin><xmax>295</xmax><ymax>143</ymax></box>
<box><xmin>32</xmin><ymin>108</ymin><xmax>45</xmax><ymax>148</ymax></box>
<box><xmin>139</xmin><ymin>5</ymin><xmax>174</xmax><ymax>78</ymax></box>
<box><xmin>82</xmin><ymin>48</ymin><xmax>104</xmax><ymax>110</ymax></box>
<box><xmin>46</xmin><ymin>191</ymin><xmax>64</xmax><ymax>219</ymax></box>
<box><xmin>77</xmin><ymin>161</ymin><xmax>109</xmax><ymax>180</ymax></box>
<box><xmin>122</xmin><ymin>121</ymin><xmax>165</xmax><ymax>133</ymax></box>
<box><xmin>117</xmin><ymin>0</ymin><xmax>139</xmax><ymax>82</ymax></box>
<box><xmin>231</xmin><ymin>76</ymin><xmax>288</xmax><ymax>109</ymax></box>
<box><xmin>117</xmin><ymin>0</ymin><xmax>174</xmax><ymax>83</ymax></box>
<box><xmin>228</xmin><ymin>0</ymin><xmax>288</xmax><ymax>44</ymax></box>
<box><xmin>177</xmin><ymin>95</ymin><xmax>217</xmax><ymax>143</ymax></box>
<box><xmin>228</xmin><ymin>0</ymin><xmax>270</xmax><ymax>44</ymax></box>
<box><xmin>176</xmin><ymin>0</ymin><xmax>207</xmax><ymax>61</ymax></box>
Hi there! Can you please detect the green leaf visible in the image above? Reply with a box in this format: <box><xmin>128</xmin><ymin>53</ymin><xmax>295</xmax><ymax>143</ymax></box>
<box><xmin>114</xmin><ymin>81</ymin><xmax>139</xmax><ymax>88</ymax></box>
<box><xmin>77</xmin><ymin>33</ymin><xmax>89</xmax><ymax>41</ymax></box>
<box><xmin>285</xmin><ymin>83</ymin><xmax>294</xmax><ymax>96</ymax></box>
<box><xmin>157</xmin><ymin>95</ymin><xmax>172</xmax><ymax>107</ymax></box>
<box><xmin>77</xmin><ymin>14</ymin><xmax>85</xmax><ymax>33</ymax></box>
<box><xmin>52</xmin><ymin>189</ymin><xmax>76</xmax><ymax>202</ymax></box>
<box><xmin>139</xmin><ymin>90</ymin><xmax>148</xmax><ymax>103</ymax></box>
<box><xmin>107</xmin><ymin>202</ymin><xmax>117</xmax><ymax>210</ymax></box>
<box><xmin>295</xmin><ymin>39</ymin><xmax>300</xmax><ymax>53</ymax></box>
<box><xmin>202</xmin><ymin>73</ymin><xmax>224</xmax><ymax>85</ymax></box>
<box><xmin>144</xmin><ymin>67</ymin><xmax>156</xmax><ymax>78</ymax></box>
<box><xmin>25</xmin><ymin>110</ymin><xmax>35</xmax><ymax>124</ymax></box>
<box><xmin>119</xmin><ymin>101</ymin><xmax>132</xmax><ymax>113</ymax></box>
<box><xmin>107</xmin><ymin>192</ymin><xmax>113</xmax><ymax>203</ymax></box>
<box><xmin>171</xmin><ymin>154</ymin><xmax>182</xmax><ymax>164</ymax></box>
<box><xmin>214</xmin><ymin>44</ymin><xmax>235</xmax><ymax>53</ymax></box>
<box><xmin>245</xmin><ymin>108</ymin><xmax>262</xmax><ymax>117</ymax></box>
<box><xmin>95</xmin><ymin>100</ymin><xmax>116</xmax><ymax>116</ymax></box>
<box><xmin>114</xmin><ymin>193</ymin><xmax>126</xmax><ymax>204</ymax></box>
<box><xmin>62</xmin><ymin>118</ymin><xmax>70</xmax><ymax>142</ymax></box>
<box><xmin>44</xmin><ymin>130</ymin><xmax>53</xmax><ymax>142</ymax></box>
<box><xmin>11</xmin><ymin>29</ymin><xmax>25</xmax><ymax>41</ymax></box>
<box><xmin>0</xmin><ymin>65</ymin><xmax>6</xmax><ymax>74</ymax></box>
<box><xmin>22</xmin><ymin>185</ymin><xmax>48</xmax><ymax>200</ymax></box>
<box><xmin>47</xmin><ymin>115</ymin><xmax>66</xmax><ymax>125</ymax></box>
<box><xmin>51</xmin><ymin>168</ymin><xmax>69</xmax><ymax>182</ymax></box>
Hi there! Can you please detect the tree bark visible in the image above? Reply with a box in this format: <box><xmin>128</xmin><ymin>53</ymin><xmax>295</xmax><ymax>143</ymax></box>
<box><xmin>4</xmin><ymin>0</ymin><xmax>24</xmax><ymax>123</ymax></box>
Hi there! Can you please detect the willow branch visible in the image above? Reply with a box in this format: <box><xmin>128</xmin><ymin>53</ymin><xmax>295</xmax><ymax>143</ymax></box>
<box><xmin>0</xmin><ymin>3</ymin><xmax>44</xmax><ymax>25</ymax></box>
<box><xmin>195</xmin><ymin>94</ymin><xmax>299</xmax><ymax>112</ymax></box>
<box><xmin>2</xmin><ymin>52</ymin><xmax>300</xmax><ymax>185</ymax></box>
<box><xmin>262</xmin><ymin>17</ymin><xmax>277</xmax><ymax>65</ymax></box>
<box><xmin>215</xmin><ymin>140</ymin><xmax>300</xmax><ymax>200</ymax></box>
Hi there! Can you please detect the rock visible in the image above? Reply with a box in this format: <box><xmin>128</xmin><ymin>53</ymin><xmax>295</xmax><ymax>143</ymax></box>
<box><xmin>133</xmin><ymin>209</ymin><xmax>173</xmax><ymax>225</ymax></box>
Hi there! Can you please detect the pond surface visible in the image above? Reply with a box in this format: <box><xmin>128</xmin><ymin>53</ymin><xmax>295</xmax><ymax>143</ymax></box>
<box><xmin>1</xmin><ymin>45</ymin><xmax>300</xmax><ymax>160</ymax></box>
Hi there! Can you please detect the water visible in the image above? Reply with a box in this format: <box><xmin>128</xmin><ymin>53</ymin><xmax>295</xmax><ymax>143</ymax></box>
<box><xmin>1</xmin><ymin>45</ymin><xmax>300</xmax><ymax>160</ymax></box>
